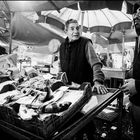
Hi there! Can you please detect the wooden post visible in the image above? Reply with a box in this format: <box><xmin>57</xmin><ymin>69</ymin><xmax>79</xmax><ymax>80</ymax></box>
<box><xmin>9</xmin><ymin>12</ymin><xmax>13</xmax><ymax>54</ymax></box>
<box><xmin>81</xmin><ymin>11</ymin><xmax>84</xmax><ymax>34</ymax></box>
<box><xmin>121</xmin><ymin>30</ymin><xmax>126</xmax><ymax>84</ymax></box>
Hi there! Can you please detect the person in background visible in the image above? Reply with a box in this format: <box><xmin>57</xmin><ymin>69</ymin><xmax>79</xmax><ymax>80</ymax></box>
<box><xmin>121</xmin><ymin>7</ymin><xmax>140</xmax><ymax>140</ymax></box>
<box><xmin>99</xmin><ymin>54</ymin><xmax>107</xmax><ymax>67</ymax></box>
<box><xmin>107</xmin><ymin>53</ymin><xmax>113</xmax><ymax>68</ymax></box>
<box><xmin>58</xmin><ymin>19</ymin><xmax>108</xmax><ymax>140</ymax></box>
<box><xmin>0</xmin><ymin>46</ymin><xmax>7</xmax><ymax>55</ymax></box>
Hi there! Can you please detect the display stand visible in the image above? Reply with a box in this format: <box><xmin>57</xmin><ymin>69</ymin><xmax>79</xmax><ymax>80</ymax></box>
<box><xmin>0</xmin><ymin>88</ymin><xmax>123</xmax><ymax>140</ymax></box>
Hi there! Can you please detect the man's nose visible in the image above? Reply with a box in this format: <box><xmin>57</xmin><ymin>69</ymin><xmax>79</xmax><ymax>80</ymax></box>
<box><xmin>74</xmin><ymin>29</ymin><xmax>78</xmax><ymax>33</ymax></box>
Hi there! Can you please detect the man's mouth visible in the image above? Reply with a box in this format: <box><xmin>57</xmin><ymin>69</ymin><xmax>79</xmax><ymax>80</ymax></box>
<box><xmin>73</xmin><ymin>35</ymin><xmax>79</xmax><ymax>37</ymax></box>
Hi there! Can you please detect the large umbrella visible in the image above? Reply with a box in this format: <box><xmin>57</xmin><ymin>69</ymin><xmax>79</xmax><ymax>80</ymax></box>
<box><xmin>42</xmin><ymin>7</ymin><xmax>133</xmax><ymax>38</ymax></box>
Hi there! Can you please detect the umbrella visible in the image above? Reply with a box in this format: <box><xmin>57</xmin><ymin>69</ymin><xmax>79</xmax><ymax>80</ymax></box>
<box><xmin>42</xmin><ymin>7</ymin><xmax>133</xmax><ymax>38</ymax></box>
<box><xmin>109</xmin><ymin>28</ymin><xmax>137</xmax><ymax>42</ymax></box>
<box><xmin>82</xmin><ymin>32</ymin><xmax>109</xmax><ymax>46</ymax></box>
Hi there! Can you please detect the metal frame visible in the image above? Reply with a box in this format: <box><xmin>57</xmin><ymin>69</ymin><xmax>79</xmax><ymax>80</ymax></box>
<box><xmin>0</xmin><ymin>89</ymin><xmax>123</xmax><ymax>140</ymax></box>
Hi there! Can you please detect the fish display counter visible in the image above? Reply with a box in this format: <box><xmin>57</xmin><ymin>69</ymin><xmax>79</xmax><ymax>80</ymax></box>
<box><xmin>0</xmin><ymin>71</ymin><xmax>92</xmax><ymax>139</ymax></box>
<box><xmin>0</xmin><ymin>83</ymin><xmax>123</xmax><ymax>139</ymax></box>
<box><xmin>0</xmin><ymin>55</ymin><xmax>123</xmax><ymax>139</ymax></box>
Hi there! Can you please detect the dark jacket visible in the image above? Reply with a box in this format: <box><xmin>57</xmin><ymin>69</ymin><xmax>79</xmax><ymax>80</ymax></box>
<box><xmin>60</xmin><ymin>37</ymin><xmax>94</xmax><ymax>85</ymax></box>
<box><xmin>129</xmin><ymin>37</ymin><xmax>140</xmax><ymax>106</ymax></box>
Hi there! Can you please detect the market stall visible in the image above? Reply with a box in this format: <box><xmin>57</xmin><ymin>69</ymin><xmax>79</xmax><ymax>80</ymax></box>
<box><xmin>0</xmin><ymin>56</ymin><xmax>87</xmax><ymax>138</ymax></box>
<box><xmin>0</xmin><ymin>53</ymin><xmax>124</xmax><ymax>140</ymax></box>
<box><xmin>0</xmin><ymin>1</ymin><xmax>137</xmax><ymax>139</ymax></box>
<box><xmin>0</xmin><ymin>84</ymin><xmax>123</xmax><ymax>140</ymax></box>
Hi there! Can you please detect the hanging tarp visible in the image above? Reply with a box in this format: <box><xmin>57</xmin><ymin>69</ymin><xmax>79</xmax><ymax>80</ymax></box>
<box><xmin>0</xmin><ymin>1</ymin><xmax>76</xmax><ymax>12</ymax></box>
<box><xmin>11</xmin><ymin>13</ymin><xmax>65</xmax><ymax>46</ymax></box>
<box><xmin>68</xmin><ymin>0</ymin><xmax>124</xmax><ymax>11</ymax></box>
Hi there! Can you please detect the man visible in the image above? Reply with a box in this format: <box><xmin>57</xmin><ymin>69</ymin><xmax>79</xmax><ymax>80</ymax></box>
<box><xmin>59</xmin><ymin>19</ymin><xmax>108</xmax><ymax>94</ymax></box>
<box><xmin>121</xmin><ymin>7</ymin><xmax>140</xmax><ymax>140</ymax></box>
<box><xmin>59</xmin><ymin>19</ymin><xmax>108</xmax><ymax>139</ymax></box>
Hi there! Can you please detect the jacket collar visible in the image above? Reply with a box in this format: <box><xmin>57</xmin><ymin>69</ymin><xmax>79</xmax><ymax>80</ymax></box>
<box><xmin>65</xmin><ymin>37</ymin><xmax>81</xmax><ymax>45</ymax></box>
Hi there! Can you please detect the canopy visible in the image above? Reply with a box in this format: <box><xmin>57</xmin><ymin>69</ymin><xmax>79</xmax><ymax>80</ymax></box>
<box><xmin>125</xmin><ymin>0</ymin><xmax>140</xmax><ymax>14</ymax></box>
<box><xmin>68</xmin><ymin>0</ymin><xmax>124</xmax><ymax>11</ymax></box>
<box><xmin>0</xmin><ymin>1</ymin><xmax>77</xmax><ymax>54</ymax></box>
<box><xmin>43</xmin><ymin>7</ymin><xmax>135</xmax><ymax>43</ymax></box>
<box><xmin>43</xmin><ymin>7</ymin><xmax>132</xmax><ymax>32</ymax></box>
<box><xmin>0</xmin><ymin>1</ymin><xmax>76</xmax><ymax>12</ymax></box>
<box><xmin>68</xmin><ymin>0</ymin><xmax>140</xmax><ymax>14</ymax></box>
<box><xmin>11</xmin><ymin>13</ymin><xmax>65</xmax><ymax>46</ymax></box>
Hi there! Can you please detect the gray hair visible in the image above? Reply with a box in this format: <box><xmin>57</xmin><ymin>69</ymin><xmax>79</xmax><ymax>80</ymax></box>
<box><xmin>65</xmin><ymin>19</ymin><xmax>78</xmax><ymax>31</ymax></box>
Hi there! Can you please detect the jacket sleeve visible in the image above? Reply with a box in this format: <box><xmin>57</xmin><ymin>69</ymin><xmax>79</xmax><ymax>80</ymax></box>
<box><xmin>85</xmin><ymin>41</ymin><xmax>105</xmax><ymax>84</ymax></box>
<box><xmin>135</xmin><ymin>79</ymin><xmax>140</xmax><ymax>93</ymax></box>
<box><xmin>92</xmin><ymin>64</ymin><xmax>105</xmax><ymax>84</ymax></box>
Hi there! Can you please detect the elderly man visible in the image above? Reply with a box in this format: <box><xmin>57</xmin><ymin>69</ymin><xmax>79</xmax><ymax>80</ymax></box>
<box><xmin>58</xmin><ymin>19</ymin><xmax>108</xmax><ymax>140</ymax></box>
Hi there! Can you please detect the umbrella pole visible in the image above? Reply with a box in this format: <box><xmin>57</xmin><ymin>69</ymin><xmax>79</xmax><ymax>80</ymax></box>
<box><xmin>9</xmin><ymin>12</ymin><xmax>14</xmax><ymax>54</ymax></box>
<box><xmin>121</xmin><ymin>30</ymin><xmax>126</xmax><ymax>84</ymax></box>
<box><xmin>81</xmin><ymin>11</ymin><xmax>84</xmax><ymax>34</ymax></box>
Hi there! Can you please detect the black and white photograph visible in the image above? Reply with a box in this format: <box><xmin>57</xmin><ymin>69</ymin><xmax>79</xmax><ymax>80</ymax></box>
<box><xmin>0</xmin><ymin>1</ymin><xmax>139</xmax><ymax>140</ymax></box>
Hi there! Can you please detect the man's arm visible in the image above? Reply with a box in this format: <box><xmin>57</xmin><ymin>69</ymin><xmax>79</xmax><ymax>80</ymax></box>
<box><xmin>85</xmin><ymin>41</ymin><xmax>108</xmax><ymax>94</ymax></box>
<box><xmin>135</xmin><ymin>80</ymin><xmax>140</xmax><ymax>93</ymax></box>
<box><xmin>85</xmin><ymin>41</ymin><xmax>105</xmax><ymax>84</ymax></box>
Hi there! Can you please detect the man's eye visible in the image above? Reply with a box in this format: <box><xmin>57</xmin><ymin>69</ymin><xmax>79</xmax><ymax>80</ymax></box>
<box><xmin>69</xmin><ymin>27</ymin><xmax>79</xmax><ymax>31</ymax></box>
<box><xmin>76</xmin><ymin>27</ymin><xmax>79</xmax><ymax>30</ymax></box>
<box><xmin>71</xmin><ymin>28</ymin><xmax>74</xmax><ymax>31</ymax></box>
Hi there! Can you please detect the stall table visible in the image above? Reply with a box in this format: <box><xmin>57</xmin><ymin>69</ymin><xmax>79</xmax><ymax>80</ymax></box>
<box><xmin>0</xmin><ymin>88</ymin><xmax>123</xmax><ymax>140</ymax></box>
<box><xmin>102</xmin><ymin>68</ymin><xmax>126</xmax><ymax>88</ymax></box>
<box><xmin>52</xmin><ymin>88</ymin><xmax>123</xmax><ymax>140</ymax></box>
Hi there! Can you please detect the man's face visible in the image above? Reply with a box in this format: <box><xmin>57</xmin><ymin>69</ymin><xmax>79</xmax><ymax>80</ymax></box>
<box><xmin>134</xmin><ymin>8</ymin><xmax>140</xmax><ymax>35</ymax></box>
<box><xmin>65</xmin><ymin>22</ymin><xmax>81</xmax><ymax>42</ymax></box>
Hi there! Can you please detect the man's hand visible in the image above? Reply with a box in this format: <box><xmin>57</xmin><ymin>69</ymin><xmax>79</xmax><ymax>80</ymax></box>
<box><xmin>121</xmin><ymin>78</ymin><xmax>137</xmax><ymax>97</ymax></box>
<box><xmin>92</xmin><ymin>81</ymin><xmax>108</xmax><ymax>94</ymax></box>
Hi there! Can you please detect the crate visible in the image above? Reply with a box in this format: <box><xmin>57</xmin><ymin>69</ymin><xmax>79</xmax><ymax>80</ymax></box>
<box><xmin>0</xmin><ymin>83</ymin><xmax>92</xmax><ymax>139</ymax></box>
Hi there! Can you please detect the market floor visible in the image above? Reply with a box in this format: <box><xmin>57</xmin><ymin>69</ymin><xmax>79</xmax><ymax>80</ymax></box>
<box><xmin>0</xmin><ymin>130</ymin><xmax>18</xmax><ymax>140</ymax></box>
<box><xmin>93</xmin><ymin>109</ymin><xmax>134</xmax><ymax>140</ymax></box>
